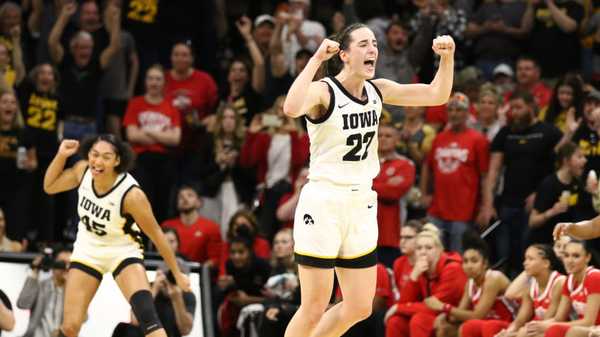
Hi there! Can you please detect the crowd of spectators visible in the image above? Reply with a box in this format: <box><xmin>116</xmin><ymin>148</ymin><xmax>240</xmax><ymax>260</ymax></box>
<box><xmin>2</xmin><ymin>0</ymin><xmax>600</xmax><ymax>336</ymax></box>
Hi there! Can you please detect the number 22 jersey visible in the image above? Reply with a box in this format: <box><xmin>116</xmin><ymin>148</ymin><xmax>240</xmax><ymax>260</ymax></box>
<box><xmin>306</xmin><ymin>76</ymin><xmax>383</xmax><ymax>186</ymax></box>
<box><xmin>76</xmin><ymin>167</ymin><xmax>144</xmax><ymax>249</ymax></box>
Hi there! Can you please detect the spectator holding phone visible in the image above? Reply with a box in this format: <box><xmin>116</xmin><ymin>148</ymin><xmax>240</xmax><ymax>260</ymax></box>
<box><xmin>17</xmin><ymin>247</ymin><xmax>71</xmax><ymax>337</ymax></box>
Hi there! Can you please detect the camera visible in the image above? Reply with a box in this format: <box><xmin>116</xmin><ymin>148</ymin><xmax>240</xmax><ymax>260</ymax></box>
<box><xmin>166</xmin><ymin>270</ymin><xmax>177</xmax><ymax>284</ymax></box>
<box><xmin>262</xmin><ymin>114</ymin><xmax>283</xmax><ymax>128</ymax></box>
<box><xmin>32</xmin><ymin>247</ymin><xmax>55</xmax><ymax>272</ymax></box>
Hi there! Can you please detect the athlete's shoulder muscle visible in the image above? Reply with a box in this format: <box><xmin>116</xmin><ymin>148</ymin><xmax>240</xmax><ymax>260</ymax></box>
<box><xmin>305</xmin><ymin>80</ymin><xmax>332</xmax><ymax>120</ymax></box>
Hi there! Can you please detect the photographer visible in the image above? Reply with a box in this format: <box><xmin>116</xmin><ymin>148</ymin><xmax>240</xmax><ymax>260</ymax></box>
<box><xmin>17</xmin><ymin>247</ymin><xmax>71</xmax><ymax>337</ymax></box>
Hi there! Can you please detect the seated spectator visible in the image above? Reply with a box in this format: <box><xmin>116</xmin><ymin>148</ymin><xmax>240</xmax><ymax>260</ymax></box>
<box><xmin>420</xmin><ymin>93</ymin><xmax>490</xmax><ymax>251</ymax></box>
<box><xmin>187</xmin><ymin>103</ymin><xmax>255</xmax><ymax>230</ymax></box>
<box><xmin>276</xmin><ymin>166</ymin><xmax>308</xmax><ymax>229</ymax></box>
<box><xmin>219</xmin><ymin>209</ymin><xmax>271</xmax><ymax>277</ymax></box>
<box><xmin>384</xmin><ymin>224</ymin><xmax>467</xmax><ymax>337</ymax></box>
<box><xmin>240</xmin><ymin>95</ymin><xmax>309</xmax><ymax>240</ymax></box>
<box><xmin>374</xmin><ymin>123</ymin><xmax>416</xmax><ymax>267</ymax></box>
<box><xmin>528</xmin><ymin>240</ymin><xmax>600</xmax><ymax>337</ymax></box>
<box><xmin>0</xmin><ymin>207</ymin><xmax>23</xmax><ymax>252</ymax></box>
<box><xmin>529</xmin><ymin>142</ymin><xmax>585</xmax><ymax>245</ymax></box>
<box><xmin>397</xmin><ymin>106</ymin><xmax>436</xmax><ymax>167</ymax></box>
<box><xmin>217</xmin><ymin>235</ymin><xmax>271</xmax><ymax>337</ymax></box>
<box><xmin>505</xmin><ymin>56</ymin><xmax>552</xmax><ymax>111</ymax></box>
<box><xmin>0</xmin><ymin>287</ymin><xmax>14</xmax><ymax>333</ymax></box>
<box><xmin>222</xmin><ymin>58</ymin><xmax>264</xmax><ymax>126</ymax></box>
<box><xmin>391</xmin><ymin>220</ymin><xmax>425</xmax><ymax>303</ymax></box>
<box><xmin>494</xmin><ymin>244</ymin><xmax>565</xmax><ymax>337</ymax></box>
<box><xmin>0</xmin><ymin>90</ymin><xmax>35</xmax><ymax>244</ymax></box>
<box><xmin>17</xmin><ymin>247</ymin><xmax>71</xmax><ymax>337</ymax></box>
<box><xmin>48</xmin><ymin>1</ymin><xmax>121</xmax><ymax>140</ymax></box>
<box><xmin>165</xmin><ymin>41</ymin><xmax>218</xmax><ymax>176</ymax></box>
<box><xmin>539</xmin><ymin>73</ymin><xmax>584</xmax><ymax>133</ymax></box>
<box><xmin>474</xmin><ymin>84</ymin><xmax>504</xmax><ymax>141</ymax></box>
<box><xmin>161</xmin><ymin>186</ymin><xmax>222</xmax><ymax>266</ymax></box>
<box><xmin>123</xmin><ymin>65</ymin><xmax>181</xmax><ymax>223</ymax></box>
<box><xmin>429</xmin><ymin>232</ymin><xmax>514</xmax><ymax>337</ymax></box>
<box><xmin>259</xmin><ymin>228</ymin><xmax>299</xmax><ymax>337</ymax></box>
<box><xmin>17</xmin><ymin>63</ymin><xmax>62</xmax><ymax>243</ymax></box>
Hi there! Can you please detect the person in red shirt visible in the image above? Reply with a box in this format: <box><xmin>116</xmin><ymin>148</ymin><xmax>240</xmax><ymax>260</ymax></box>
<box><xmin>505</xmin><ymin>56</ymin><xmax>552</xmax><ymax>112</ymax></box>
<box><xmin>165</xmin><ymin>41</ymin><xmax>218</xmax><ymax>172</ymax></box>
<box><xmin>385</xmin><ymin>224</ymin><xmax>467</xmax><ymax>337</ymax></box>
<box><xmin>391</xmin><ymin>220</ymin><xmax>424</xmax><ymax>303</ymax></box>
<box><xmin>123</xmin><ymin>65</ymin><xmax>181</xmax><ymax>222</ymax></box>
<box><xmin>531</xmin><ymin>241</ymin><xmax>600</xmax><ymax>337</ymax></box>
<box><xmin>420</xmin><ymin>92</ymin><xmax>490</xmax><ymax>251</ymax></box>
<box><xmin>218</xmin><ymin>209</ymin><xmax>271</xmax><ymax>277</ymax></box>
<box><xmin>374</xmin><ymin>123</ymin><xmax>415</xmax><ymax>268</ymax></box>
<box><xmin>427</xmin><ymin>232</ymin><xmax>514</xmax><ymax>337</ymax></box>
<box><xmin>161</xmin><ymin>185</ymin><xmax>223</xmax><ymax>267</ymax></box>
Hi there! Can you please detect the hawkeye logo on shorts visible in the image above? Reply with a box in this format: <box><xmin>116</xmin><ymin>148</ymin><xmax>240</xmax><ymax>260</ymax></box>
<box><xmin>303</xmin><ymin>214</ymin><xmax>314</xmax><ymax>225</ymax></box>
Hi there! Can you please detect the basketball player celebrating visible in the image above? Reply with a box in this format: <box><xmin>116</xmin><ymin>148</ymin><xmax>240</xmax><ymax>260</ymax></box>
<box><xmin>283</xmin><ymin>23</ymin><xmax>455</xmax><ymax>337</ymax></box>
<box><xmin>44</xmin><ymin>135</ymin><xmax>190</xmax><ymax>337</ymax></box>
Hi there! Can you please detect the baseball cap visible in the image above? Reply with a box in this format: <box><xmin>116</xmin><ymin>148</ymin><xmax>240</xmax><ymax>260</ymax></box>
<box><xmin>254</xmin><ymin>14</ymin><xmax>275</xmax><ymax>27</ymax></box>
<box><xmin>447</xmin><ymin>92</ymin><xmax>470</xmax><ymax>110</ymax></box>
<box><xmin>586</xmin><ymin>88</ymin><xmax>600</xmax><ymax>102</ymax></box>
<box><xmin>493</xmin><ymin>63</ymin><xmax>514</xmax><ymax>78</ymax></box>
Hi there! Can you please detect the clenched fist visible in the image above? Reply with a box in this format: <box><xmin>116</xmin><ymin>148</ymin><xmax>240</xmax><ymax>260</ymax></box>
<box><xmin>432</xmin><ymin>35</ymin><xmax>455</xmax><ymax>57</ymax></box>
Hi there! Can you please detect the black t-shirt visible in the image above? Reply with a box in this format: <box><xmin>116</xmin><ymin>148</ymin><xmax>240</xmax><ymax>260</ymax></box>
<box><xmin>573</xmin><ymin>124</ymin><xmax>600</xmax><ymax>174</ymax></box>
<box><xmin>531</xmin><ymin>173</ymin><xmax>580</xmax><ymax>244</ymax></box>
<box><xmin>155</xmin><ymin>291</ymin><xmax>196</xmax><ymax>337</ymax></box>
<box><xmin>17</xmin><ymin>80</ymin><xmax>62</xmax><ymax>158</ymax></box>
<box><xmin>528</xmin><ymin>0</ymin><xmax>584</xmax><ymax>77</ymax></box>
<box><xmin>491</xmin><ymin>122</ymin><xmax>562</xmax><ymax>207</ymax></box>
<box><xmin>222</xmin><ymin>85</ymin><xmax>264</xmax><ymax>126</ymax></box>
<box><xmin>225</xmin><ymin>257</ymin><xmax>271</xmax><ymax>296</ymax></box>
<box><xmin>0</xmin><ymin>289</ymin><xmax>12</xmax><ymax>336</ymax></box>
<box><xmin>58</xmin><ymin>54</ymin><xmax>103</xmax><ymax>119</ymax></box>
<box><xmin>0</xmin><ymin>128</ymin><xmax>32</xmax><ymax>196</ymax></box>
<box><xmin>121</xmin><ymin>0</ymin><xmax>160</xmax><ymax>47</ymax></box>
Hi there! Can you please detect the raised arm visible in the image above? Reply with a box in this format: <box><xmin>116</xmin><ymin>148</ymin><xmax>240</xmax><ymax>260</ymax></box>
<box><xmin>100</xmin><ymin>4</ymin><xmax>122</xmax><ymax>69</ymax></box>
<box><xmin>123</xmin><ymin>188</ymin><xmax>191</xmax><ymax>292</ymax></box>
<box><xmin>48</xmin><ymin>2</ymin><xmax>76</xmax><ymax>64</ymax></box>
<box><xmin>283</xmin><ymin>38</ymin><xmax>339</xmax><ymax>118</ymax></box>
<box><xmin>269</xmin><ymin>13</ymin><xmax>288</xmax><ymax>78</ymax></box>
<box><xmin>28</xmin><ymin>0</ymin><xmax>43</xmax><ymax>36</ymax></box>
<box><xmin>373</xmin><ymin>35</ymin><xmax>455</xmax><ymax>107</ymax></box>
<box><xmin>10</xmin><ymin>26</ymin><xmax>25</xmax><ymax>85</ymax></box>
<box><xmin>43</xmin><ymin>140</ymin><xmax>87</xmax><ymax>194</ymax></box>
<box><xmin>236</xmin><ymin>16</ymin><xmax>265</xmax><ymax>94</ymax></box>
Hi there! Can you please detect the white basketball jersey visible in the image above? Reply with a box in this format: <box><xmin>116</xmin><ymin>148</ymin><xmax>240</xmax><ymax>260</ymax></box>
<box><xmin>76</xmin><ymin>168</ymin><xmax>144</xmax><ymax>249</ymax></box>
<box><xmin>306</xmin><ymin>76</ymin><xmax>383</xmax><ymax>186</ymax></box>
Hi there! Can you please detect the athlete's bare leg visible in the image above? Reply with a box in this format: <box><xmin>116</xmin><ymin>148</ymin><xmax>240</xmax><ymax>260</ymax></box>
<box><xmin>114</xmin><ymin>263</ymin><xmax>167</xmax><ymax>337</ymax></box>
<box><xmin>60</xmin><ymin>268</ymin><xmax>101</xmax><ymax>337</ymax></box>
<box><xmin>306</xmin><ymin>265</ymin><xmax>377</xmax><ymax>337</ymax></box>
<box><xmin>284</xmin><ymin>265</ymin><xmax>335</xmax><ymax>337</ymax></box>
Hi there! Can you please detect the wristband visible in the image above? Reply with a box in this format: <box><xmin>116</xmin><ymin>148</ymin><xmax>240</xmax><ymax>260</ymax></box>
<box><xmin>442</xmin><ymin>303</ymin><xmax>453</xmax><ymax>314</ymax></box>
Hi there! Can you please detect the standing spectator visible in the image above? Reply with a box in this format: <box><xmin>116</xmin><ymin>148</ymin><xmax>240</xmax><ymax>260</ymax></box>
<box><xmin>222</xmin><ymin>58</ymin><xmax>264</xmax><ymax>127</ymax></box>
<box><xmin>0</xmin><ymin>24</ymin><xmax>25</xmax><ymax>90</ymax></box>
<box><xmin>374</xmin><ymin>123</ymin><xmax>416</xmax><ymax>268</ymax></box>
<box><xmin>0</xmin><ymin>2</ymin><xmax>25</xmax><ymax>73</ymax></box>
<box><xmin>480</xmin><ymin>91</ymin><xmax>564</xmax><ymax>276</ymax></box>
<box><xmin>17</xmin><ymin>248</ymin><xmax>71</xmax><ymax>337</ymax></box>
<box><xmin>492</xmin><ymin>63</ymin><xmax>516</xmax><ymax>96</ymax></box>
<box><xmin>505</xmin><ymin>56</ymin><xmax>552</xmax><ymax>111</ymax></box>
<box><xmin>18</xmin><ymin>63</ymin><xmax>62</xmax><ymax>243</ymax></box>
<box><xmin>161</xmin><ymin>185</ymin><xmax>222</xmax><ymax>267</ymax></box>
<box><xmin>522</xmin><ymin>0</ymin><xmax>584</xmax><ymax>78</ymax></box>
<box><xmin>420</xmin><ymin>93</ymin><xmax>490</xmax><ymax>251</ymax></box>
<box><xmin>123</xmin><ymin>65</ymin><xmax>181</xmax><ymax>223</ymax></box>
<box><xmin>165</xmin><ymin>41</ymin><xmax>218</xmax><ymax>178</ymax></box>
<box><xmin>397</xmin><ymin>106</ymin><xmax>437</xmax><ymax>167</ymax></box>
<box><xmin>474</xmin><ymin>84</ymin><xmax>503</xmax><ymax>142</ymax></box>
<box><xmin>0</xmin><ymin>207</ymin><xmax>23</xmax><ymax>252</ymax></box>
<box><xmin>240</xmin><ymin>96</ymin><xmax>309</xmax><ymax>240</ymax></box>
<box><xmin>539</xmin><ymin>73</ymin><xmax>585</xmax><ymax>133</ymax></box>
<box><xmin>465</xmin><ymin>0</ymin><xmax>527</xmax><ymax>79</ymax></box>
<box><xmin>48</xmin><ymin>2</ymin><xmax>121</xmax><ymax>140</ymax></box>
<box><xmin>529</xmin><ymin>142</ymin><xmax>586</xmax><ymax>245</ymax></box>
<box><xmin>0</xmin><ymin>287</ymin><xmax>14</xmax><ymax>334</ymax></box>
<box><xmin>235</xmin><ymin>16</ymin><xmax>266</xmax><ymax>95</ymax></box>
<box><xmin>100</xmin><ymin>0</ymin><xmax>139</xmax><ymax>139</ymax></box>
<box><xmin>280</xmin><ymin>0</ymin><xmax>325</xmax><ymax>75</ymax></box>
<box><xmin>0</xmin><ymin>91</ymin><xmax>35</xmax><ymax>243</ymax></box>
<box><xmin>573</xmin><ymin>89</ymin><xmax>600</xmax><ymax>175</ymax></box>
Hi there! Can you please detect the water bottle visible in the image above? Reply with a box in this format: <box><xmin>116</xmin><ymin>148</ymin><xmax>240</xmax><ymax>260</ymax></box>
<box><xmin>16</xmin><ymin>146</ymin><xmax>26</xmax><ymax>169</ymax></box>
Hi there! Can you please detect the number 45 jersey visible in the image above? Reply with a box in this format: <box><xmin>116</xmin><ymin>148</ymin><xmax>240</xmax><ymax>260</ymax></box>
<box><xmin>76</xmin><ymin>167</ymin><xmax>144</xmax><ymax>250</ymax></box>
<box><xmin>306</xmin><ymin>77</ymin><xmax>383</xmax><ymax>186</ymax></box>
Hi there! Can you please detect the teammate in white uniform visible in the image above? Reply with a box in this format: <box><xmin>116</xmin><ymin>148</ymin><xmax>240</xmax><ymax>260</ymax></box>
<box><xmin>283</xmin><ymin>23</ymin><xmax>455</xmax><ymax>337</ymax></box>
<box><xmin>44</xmin><ymin>135</ymin><xmax>190</xmax><ymax>337</ymax></box>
